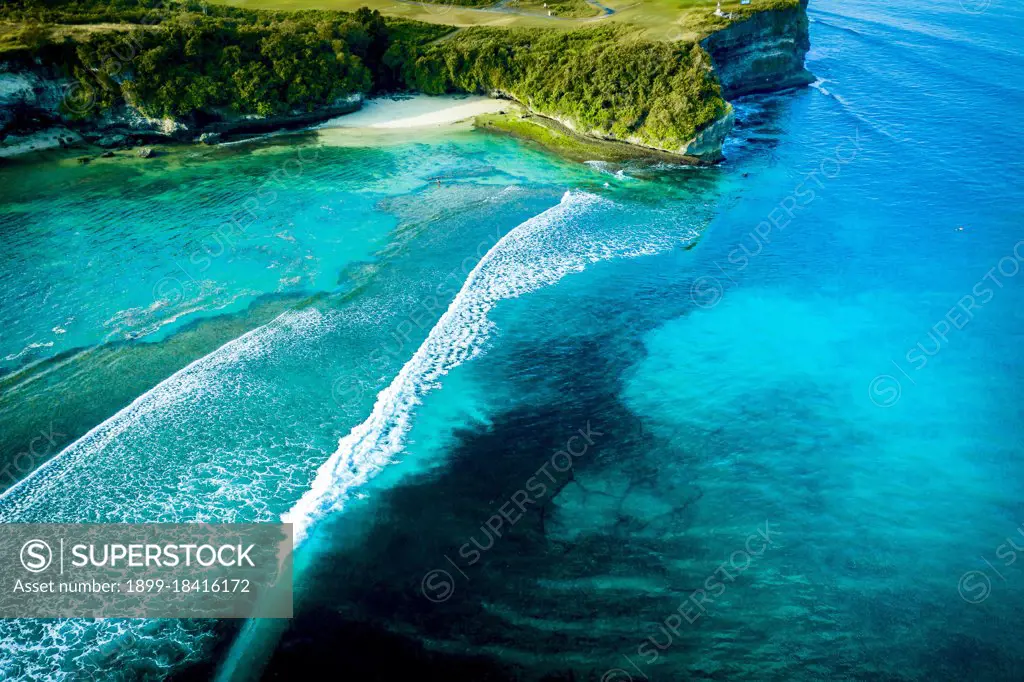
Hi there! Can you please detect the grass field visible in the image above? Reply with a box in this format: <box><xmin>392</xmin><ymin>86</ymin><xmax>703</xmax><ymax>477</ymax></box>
<box><xmin>0</xmin><ymin>0</ymin><xmax>795</xmax><ymax>51</ymax></box>
<box><xmin>208</xmin><ymin>0</ymin><xmax>795</xmax><ymax>41</ymax></box>
<box><xmin>506</xmin><ymin>0</ymin><xmax>603</xmax><ymax>20</ymax></box>
<box><xmin>0</xmin><ymin>20</ymin><xmax>147</xmax><ymax>55</ymax></box>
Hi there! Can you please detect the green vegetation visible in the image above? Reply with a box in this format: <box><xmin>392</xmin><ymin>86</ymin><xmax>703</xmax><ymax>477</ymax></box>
<box><xmin>0</xmin><ymin>0</ymin><xmax>188</xmax><ymax>25</ymax></box>
<box><xmin>401</xmin><ymin>24</ymin><xmax>727</xmax><ymax>151</ymax></box>
<box><xmin>0</xmin><ymin>21</ymin><xmax>54</xmax><ymax>54</ymax></box>
<box><xmin>475</xmin><ymin>109</ymin><xmax>685</xmax><ymax>162</ymax></box>
<box><xmin>210</xmin><ymin>0</ymin><xmax>799</xmax><ymax>42</ymax></box>
<box><xmin>1</xmin><ymin>0</ymin><xmax>800</xmax><ymax>155</ymax></box>
<box><xmin>1</xmin><ymin>1</ymin><xmax>449</xmax><ymax>119</ymax></box>
<box><xmin>506</xmin><ymin>0</ymin><xmax>601</xmax><ymax>19</ymax></box>
<box><xmin>74</xmin><ymin>8</ymin><xmax>447</xmax><ymax>117</ymax></box>
<box><xmin>433</xmin><ymin>0</ymin><xmax>497</xmax><ymax>7</ymax></box>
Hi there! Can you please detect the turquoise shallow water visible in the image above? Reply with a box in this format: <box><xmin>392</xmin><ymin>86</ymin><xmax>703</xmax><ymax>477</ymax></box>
<box><xmin>1</xmin><ymin>0</ymin><xmax>1024</xmax><ymax>679</ymax></box>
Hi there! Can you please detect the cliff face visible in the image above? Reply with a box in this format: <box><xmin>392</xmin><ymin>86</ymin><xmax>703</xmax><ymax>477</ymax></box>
<box><xmin>0</xmin><ymin>62</ymin><xmax>363</xmax><ymax>156</ymax></box>
<box><xmin>1</xmin><ymin>2</ymin><xmax>812</xmax><ymax>161</ymax></box>
<box><xmin>701</xmin><ymin>0</ymin><xmax>814</xmax><ymax>99</ymax></box>
<box><xmin>1</xmin><ymin>62</ymin><xmax>190</xmax><ymax>155</ymax></box>
<box><xmin>0</xmin><ymin>67</ymin><xmax>70</xmax><ymax>131</ymax></box>
<box><xmin>680</xmin><ymin>104</ymin><xmax>735</xmax><ymax>161</ymax></box>
<box><xmin>512</xmin><ymin>0</ymin><xmax>813</xmax><ymax>161</ymax></box>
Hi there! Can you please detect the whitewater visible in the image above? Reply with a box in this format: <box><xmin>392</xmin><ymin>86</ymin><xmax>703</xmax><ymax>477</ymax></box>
<box><xmin>0</xmin><ymin>187</ymin><xmax>700</xmax><ymax>681</ymax></box>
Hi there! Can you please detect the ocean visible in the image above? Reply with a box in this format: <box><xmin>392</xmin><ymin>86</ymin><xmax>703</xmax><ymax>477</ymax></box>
<box><xmin>1</xmin><ymin>0</ymin><xmax>1022</xmax><ymax>678</ymax></box>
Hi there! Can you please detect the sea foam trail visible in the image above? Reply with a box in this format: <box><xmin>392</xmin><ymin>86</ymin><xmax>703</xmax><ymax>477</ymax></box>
<box><xmin>223</xmin><ymin>188</ymin><xmax>693</xmax><ymax>682</ymax></box>
<box><xmin>0</xmin><ymin>308</ymin><xmax>324</xmax><ymax>523</ymax></box>
<box><xmin>282</xmin><ymin>189</ymin><xmax>674</xmax><ymax>543</ymax></box>
<box><xmin>0</xmin><ymin>190</ymin><xmax>699</xmax><ymax>681</ymax></box>
<box><xmin>0</xmin><ymin>309</ymin><xmax>327</xmax><ymax>681</ymax></box>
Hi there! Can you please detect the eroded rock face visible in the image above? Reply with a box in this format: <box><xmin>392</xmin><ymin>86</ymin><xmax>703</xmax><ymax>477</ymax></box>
<box><xmin>536</xmin><ymin>0</ymin><xmax>813</xmax><ymax>162</ymax></box>
<box><xmin>0</xmin><ymin>127</ymin><xmax>82</xmax><ymax>158</ymax></box>
<box><xmin>681</xmin><ymin>104</ymin><xmax>735</xmax><ymax>162</ymax></box>
<box><xmin>94</xmin><ymin>103</ymin><xmax>190</xmax><ymax>140</ymax></box>
<box><xmin>0</xmin><ymin>71</ymin><xmax>42</xmax><ymax>133</ymax></box>
<box><xmin>701</xmin><ymin>0</ymin><xmax>815</xmax><ymax>99</ymax></box>
<box><xmin>0</xmin><ymin>64</ymin><xmax>363</xmax><ymax>156</ymax></box>
<box><xmin>0</xmin><ymin>62</ymin><xmax>189</xmax><ymax>149</ymax></box>
<box><xmin>0</xmin><ymin>67</ymin><xmax>72</xmax><ymax>135</ymax></box>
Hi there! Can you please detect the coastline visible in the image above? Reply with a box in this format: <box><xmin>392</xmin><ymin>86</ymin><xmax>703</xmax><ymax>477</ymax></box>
<box><xmin>474</xmin><ymin>109</ymin><xmax>701</xmax><ymax>164</ymax></box>
<box><xmin>0</xmin><ymin>95</ymin><xmax>512</xmax><ymax>165</ymax></box>
<box><xmin>5</xmin><ymin>1</ymin><xmax>1024</xmax><ymax>680</ymax></box>
<box><xmin>318</xmin><ymin>94</ymin><xmax>509</xmax><ymax>130</ymax></box>
<box><xmin>0</xmin><ymin>1</ymin><xmax>812</xmax><ymax>166</ymax></box>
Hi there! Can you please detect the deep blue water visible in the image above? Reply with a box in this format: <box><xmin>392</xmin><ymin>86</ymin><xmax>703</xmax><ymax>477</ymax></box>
<box><xmin>1</xmin><ymin>0</ymin><xmax>1023</xmax><ymax>679</ymax></box>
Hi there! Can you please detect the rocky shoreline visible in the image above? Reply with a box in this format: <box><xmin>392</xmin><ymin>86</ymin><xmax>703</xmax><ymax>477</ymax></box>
<box><xmin>479</xmin><ymin>0</ymin><xmax>812</xmax><ymax>163</ymax></box>
<box><xmin>0</xmin><ymin>1</ymin><xmax>812</xmax><ymax>162</ymax></box>
<box><xmin>0</xmin><ymin>67</ymin><xmax>363</xmax><ymax>158</ymax></box>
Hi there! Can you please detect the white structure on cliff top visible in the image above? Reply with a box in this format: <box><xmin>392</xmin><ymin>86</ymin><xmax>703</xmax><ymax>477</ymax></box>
<box><xmin>714</xmin><ymin>1</ymin><xmax>735</xmax><ymax>17</ymax></box>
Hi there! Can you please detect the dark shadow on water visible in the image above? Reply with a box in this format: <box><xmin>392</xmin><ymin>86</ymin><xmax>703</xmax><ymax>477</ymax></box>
<box><xmin>173</xmin><ymin>334</ymin><xmax>701</xmax><ymax>681</ymax></box>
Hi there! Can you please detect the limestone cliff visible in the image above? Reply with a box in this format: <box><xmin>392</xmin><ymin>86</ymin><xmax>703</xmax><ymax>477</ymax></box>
<box><xmin>0</xmin><ymin>2</ymin><xmax>811</xmax><ymax>161</ymax></box>
<box><xmin>0</xmin><ymin>67</ymin><xmax>69</xmax><ymax>132</ymax></box>
<box><xmin>701</xmin><ymin>0</ymin><xmax>815</xmax><ymax>99</ymax></box>
<box><xmin>671</xmin><ymin>0</ymin><xmax>814</xmax><ymax>159</ymax></box>
<box><xmin>494</xmin><ymin>0</ymin><xmax>813</xmax><ymax>162</ymax></box>
<box><xmin>0</xmin><ymin>63</ymin><xmax>362</xmax><ymax>157</ymax></box>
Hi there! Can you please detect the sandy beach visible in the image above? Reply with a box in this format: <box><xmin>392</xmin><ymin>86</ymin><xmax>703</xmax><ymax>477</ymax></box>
<box><xmin>318</xmin><ymin>94</ymin><xmax>510</xmax><ymax>130</ymax></box>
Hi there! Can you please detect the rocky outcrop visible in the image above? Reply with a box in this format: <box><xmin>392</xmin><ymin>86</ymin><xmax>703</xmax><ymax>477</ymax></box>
<box><xmin>489</xmin><ymin>88</ymin><xmax>736</xmax><ymax>164</ymax></box>
<box><xmin>1</xmin><ymin>62</ymin><xmax>364</xmax><ymax>156</ymax></box>
<box><xmin>91</xmin><ymin>102</ymin><xmax>190</xmax><ymax>142</ymax></box>
<box><xmin>494</xmin><ymin>101</ymin><xmax>725</xmax><ymax>163</ymax></box>
<box><xmin>484</xmin><ymin>1</ymin><xmax>811</xmax><ymax>162</ymax></box>
<box><xmin>701</xmin><ymin>0</ymin><xmax>814</xmax><ymax>99</ymax></box>
<box><xmin>0</xmin><ymin>126</ymin><xmax>82</xmax><ymax>158</ymax></box>
<box><xmin>681</xmin><ymin>103</ymin><xmax>735</xmax><ymax>161</ymax></box>
<box><xmin>0</xmin><ymin>67</ymin><xmax>73</xmax><ymax>134</ymax></box>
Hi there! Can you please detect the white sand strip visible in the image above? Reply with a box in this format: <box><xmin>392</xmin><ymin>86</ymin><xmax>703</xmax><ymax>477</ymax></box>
<box><xmin>318</xmin><ymin>94</ymin><xmax>509</xmax><ymax>130</ymax></box>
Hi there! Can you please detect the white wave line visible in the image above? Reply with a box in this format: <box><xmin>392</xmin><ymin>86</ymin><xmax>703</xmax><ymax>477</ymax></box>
<box><xmin>0</xmin><ymin>310</ymin><xmax>301</xmax><ymax>519</ymax></box>
<box><xmin>282</xmin><ymin>190</ymin><xmax>610</xmax><ymax>543</ymax></box>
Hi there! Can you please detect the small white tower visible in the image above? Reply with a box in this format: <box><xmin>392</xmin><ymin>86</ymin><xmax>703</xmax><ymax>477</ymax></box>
<box><xmin>714</xmin><ymin>0</ymin><xmax>724</xmax><ymax>16</ymax></box>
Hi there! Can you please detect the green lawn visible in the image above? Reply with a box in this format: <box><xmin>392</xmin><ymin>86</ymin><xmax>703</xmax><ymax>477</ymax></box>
<box><xmin>506</xmin><ymin>0</ymin><xmax>603</xmax><ymax>20</ymax></box>
<box><xmin>1</xmin><ymin>0</ymin><xmax>795</xmax><ymax>49</ymax></box>
<box><xmin>0</xmin><ymin>20</ymin><xmax>143</xmax><ymax>54</ymax></box>
<box><xmin>208</xmin><ymin>0</ymin><xmax>797</xmax><ymax>41</ymax></box>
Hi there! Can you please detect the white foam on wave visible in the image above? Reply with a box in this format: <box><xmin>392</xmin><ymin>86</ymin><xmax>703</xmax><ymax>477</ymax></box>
<box><xmin>2</xmin><ymin>341</ymin><xmax>55</xmax><ymax>363</ymax></box>
<box><xmin>0</xmin><ymin>307</ymin><xmax>324</xmax><ymax>522</ymax></box>
<box><xmin>282</xmin><ymin>189</ymin><xmax>683</xmax><ymax>543</ymax></box>
<box><xmin>222</xmin><ymin>189</ymin><xmax>704</xmax><ymax>682</ymax></box>
<box><xmin>809</xmin><ymin>78</ymin><xmax>897</xmax><ymax>143</ymax></box>
<box><xmin>0</xmin><ymin>188</ymin><xmax>704</xmax><ymax>681</ymax></box>
<box><xmin>583</xmin><ymin>160</ymin><xmax>636</xmax><ymax>181</ymax></box>
<box><xmin>0</xmin><ymin>308</ymin><xmax>329</xmax><ymax>682</ymax></box>
<box><xmin>0</xmin><ymin>617</ymin><xmax>215</xmax><ymax>682</ymax></box>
